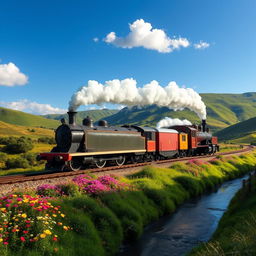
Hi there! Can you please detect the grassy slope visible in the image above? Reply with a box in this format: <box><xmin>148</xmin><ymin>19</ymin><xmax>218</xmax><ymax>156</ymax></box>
<box><xmin>0</xmin><ymin>107</ymin><xmax>58</xmax><ymax>128</ymax></box>
<box><xmin>190</xmin><ymin>169</ymin><xmax>256</xmax><ymax>255</ymax></box>
<box><xmin>0</xmin><ymin>121</ymin><xmax>54</xmax><ymax>138</ymax></box>
<box><xmin>102</xmin><ymin>92</ymin><xmax>256</xmax><ymax>132</ymax></box>
<box><xmin>215</xmin><ymin>116</ymin><xmax>256</xmax><ymax>143</ymax></box>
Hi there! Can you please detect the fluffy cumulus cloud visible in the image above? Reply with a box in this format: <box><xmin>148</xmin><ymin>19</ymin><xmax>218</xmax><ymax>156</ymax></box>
<box><xmin>0</xmin><ymin>99</ymin><xmax>66</xmax><ymax>115</ymax></box>
<box><xmin>194</xmin><ymin>41</ymin><xmax>210</xmax><ymax>49</ymax></box>
<box><xmin>104</xmin><ymin>19</ymin><xmax>190</xmax><ymax>53</ymax></box>
<box><xmin>0</xmin><ymin>62</ymin><xmax>28</xmax><ymax>86</ymax></box>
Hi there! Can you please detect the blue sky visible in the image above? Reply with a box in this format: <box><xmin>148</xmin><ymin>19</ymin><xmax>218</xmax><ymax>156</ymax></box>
<box><xmin>0</xmin><ymin>0</ymin><xmax>256</xmax><ymax>114</ymax></box>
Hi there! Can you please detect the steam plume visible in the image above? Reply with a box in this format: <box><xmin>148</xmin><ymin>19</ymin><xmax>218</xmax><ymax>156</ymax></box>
<box><xmin>157</xmin><ymin>117</ymin><xmax>192</xmax><ymax>128</ymax></box>
<box><xmin>69</xmin><ymin>78</ymin><xmax>206</xmax><ymax>119</ymax></box>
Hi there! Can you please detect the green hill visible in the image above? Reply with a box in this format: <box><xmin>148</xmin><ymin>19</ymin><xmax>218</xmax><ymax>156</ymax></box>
<box><xmin>101</xmin><ymin>92</ymin><xmax>256</xmax><ymax>132</ymax></box>
<box><xmin>0</xmin><ymin>107</ymin><xmax>59</xmax><ymax>129</ymax></box>
<box><xmin>44</xmin><ymin>109</ymin><xmax>118</xmax><ymax>124</ymax></box>
<box><xmin>215</xmin><ymin>116</ymin><xmax>256</xmax><ymax>144</ymax></box>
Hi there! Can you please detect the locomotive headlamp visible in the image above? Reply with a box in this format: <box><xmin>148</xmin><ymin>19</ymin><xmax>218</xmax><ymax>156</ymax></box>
<box><xmin>55</xmin><ymin>155</ymin><xmax>63</xmax><ymax>161</ymax></box>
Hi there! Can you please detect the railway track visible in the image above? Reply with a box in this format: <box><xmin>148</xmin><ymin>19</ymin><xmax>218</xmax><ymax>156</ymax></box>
<box><xmin>0</xmin><ymin>146</ymin><xmax>253</xmax><ymax>186</ymax></box>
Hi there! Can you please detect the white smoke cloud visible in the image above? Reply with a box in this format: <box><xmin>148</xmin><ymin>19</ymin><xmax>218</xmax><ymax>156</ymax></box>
<box><xmin>104</xmin><ymin>19</ymin><xmax>190</xmax><ymax>53</ymax></box>
<box><xmin>194</xmin><ymin>41</ymin><xmax>210</xmax><ymax>49</ymax></box>
<box><xmin>69</xmin><ymin>78</ymin><xmax>207</xmax><ymax>119</ymax></box>
<box><xmin>156</xmin><ymin>117</ymin><xmax>192</xmax><ymax>128</ymax></box>
<box><xmin>0</xmin><ymin>62</ymin><xmax>28</xmax><ymax>86</ymax></box>
<box><xmin>0</xmin><ymin>99</ymin><xmax>66</xmax><ymax>115</ymax></box>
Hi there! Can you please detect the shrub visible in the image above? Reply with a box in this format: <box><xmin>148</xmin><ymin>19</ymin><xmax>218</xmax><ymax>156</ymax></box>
<box><xmin>0</xmin><ymin>152</ymin><xmax>7</xmax><ymax>169</ymax></box>
<box><xmin>38</xmin><ymin>137</ymin><xmax>55</xmax><ymax>144</ymax></box>
<box><xmin>5</xmin><ymin>157</ymin><xmax>30</xmax><ymax>169</ymax></box>
<box><xmin>3</xmin><ymin>137</ymin><xmax>33</xmax><ymax>154</ymax></box>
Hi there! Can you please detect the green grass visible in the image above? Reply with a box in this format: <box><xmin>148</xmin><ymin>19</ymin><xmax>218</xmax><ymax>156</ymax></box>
<box><xmin>190</xmin><ymin>171</ymin><xmax>256</xmax><ymax>256</ymax></box>
<box><xmin>0</xmin><ymin>107</ymin><xmax>59</xmax><ymax>129</ymax></box>
<box><xmin>215</xmin><ymin>116</ymin><xmax>256</xmax><ymax>143</ymax></box>
<box><xmin>2</xmin><ymin>151</ymin><xmax>256</xmax><ymax>255</ymax></box>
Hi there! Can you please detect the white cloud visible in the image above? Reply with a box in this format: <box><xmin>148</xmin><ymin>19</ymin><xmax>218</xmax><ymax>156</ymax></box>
<box><xmin>93</xmin><ymin>37</ymin><xmax>99</xmax><ymax>42</ymax></box>
<box><xmin>104</xmin><ymin>19</ymin><xmax>190</xmax><ymax>53</ymax></box>
<box><xmin>0</xmin><ymin>62</ymin><xmax>28</xmax><ymax>86</ymax></box>
<box><xmin>194</xmin><ymin>41</ymin><xmax>210</xmax><ymax>49</ymax></box>
<box><xmin>0</xmin><ymin>99</ymin><xmax>66</xmax><ymax>115</ymax></box>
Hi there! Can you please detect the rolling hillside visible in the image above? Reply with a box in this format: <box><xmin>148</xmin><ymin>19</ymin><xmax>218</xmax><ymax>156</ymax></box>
<box><xmin>0</xmin><ymin>107</ymin><xmax>59</xmax><ymax>129</ymax></box>
<box><xmin>0</xmin><ymin>121</ymin><xmax>54</xmax><ymax>138</ymax></box>
<box><xmin>99</xmin><ymin>92</ymin><xmax>256</xmax><ymax>132</ymax></box>
<box><xmin>215</xmin><ymin>116</ymin><xmax>256</xmax><ymax>144</ymax></box>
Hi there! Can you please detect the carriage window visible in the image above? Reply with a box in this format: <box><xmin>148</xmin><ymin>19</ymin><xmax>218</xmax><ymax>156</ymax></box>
<box><xmin>145</xmin><ymin>132</ymin><xmax>153</xmax><ymax>140</ymax></box>
<box><xmin>182</xmin><ymin>135</ymin><xmax>186</xmax><ymax>142</ymax></box>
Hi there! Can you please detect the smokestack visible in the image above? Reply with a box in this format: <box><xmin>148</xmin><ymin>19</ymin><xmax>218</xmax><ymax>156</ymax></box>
<box><xmin>67</xmin><ymin>111</ymin><xmax>77</xmax><ymax>125</ymax></box>
<box><xmin>202</xmin><ymin>119</ymin><xmax>206</xmax><ymax>132</ymax></box>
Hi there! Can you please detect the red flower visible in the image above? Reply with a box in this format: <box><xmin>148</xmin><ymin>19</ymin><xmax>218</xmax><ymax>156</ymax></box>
<box><xmin>26</xmin><ymin>224</ymin><xmax>31</xmax><ymax>228</ymax></box>
<box><xmin>20</xmin><ymin>237</ymin><xmax>26</xmax><ymax>242</ymax></box>
<box><xmin>23</xmin><ymin>230</ymin><xmax>29</xmax><ymax>234</ymax></box>
<box><xmin>3</xmin><ymin>242</ymin><xmax>8</xmax><ymax>245</ymax></box>
<box><xmin>53</xmin><ymin>237</ymin><xmax>58</xmax><ymax>241</ymax></box>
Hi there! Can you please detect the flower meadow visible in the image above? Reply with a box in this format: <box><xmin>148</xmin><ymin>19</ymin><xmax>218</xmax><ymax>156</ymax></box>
<box><xmin>0</xmin><ymin>194</ymin><xmax>70</xmax><ymax>254</ymax></box>
<box><xmin>37</xmin><ymin>174</ymin><xmax>132</xmax><ymax>197</ymax></box>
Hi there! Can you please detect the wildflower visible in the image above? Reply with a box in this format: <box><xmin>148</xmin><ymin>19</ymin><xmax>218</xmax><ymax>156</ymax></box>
<box><xmin>20</xmin><ymin>237</ymin><xmax>26</xmax><ymax>242</ymax></box>
<box><xmin>0</xmin><ymin>208</ymin><xmax>6</xmax><ymax>212</ymax></box>
<box><xmin>63</xmin><ymin>226</ymin><xmax>68</xmax><ymax>230</ymax></box>
<box><xmin>44</xmin><ymin>230</ymin><xmax>52</xmax><ymax>235</ymax></box>
<box><xmin>52</xmin><ymin>214</ymin><xmax>57</xmax><ymax>217</ymax></box>
<box><xmin>57</xmin><ymin>222</ymin><xmax>62</xmax><ymax>226</ymax></box>
<box><xmin>3</xmin><ymin>242</ymin><xmax>8</xmax><ymax>245</ymax></box>
<box><xmin>21</xmin><ymin>213</ymin><xmax>27</xmax><ymax>218</ymax></box>
<box><xmin>61</xmin><ymin>214</ymin><xmax>65</xmax><ymax>218</ymax></box>
<box><xmin>40</xmin><ymin>233</ymin><xmax>46</xmax><ymax>239</ymax></box>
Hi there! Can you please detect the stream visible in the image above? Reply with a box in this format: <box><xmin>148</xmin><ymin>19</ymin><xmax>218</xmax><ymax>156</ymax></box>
<box><xmin>119</xmin><ymin>175</ymin><xmax>248</xmax><ymax>256</ymax></box>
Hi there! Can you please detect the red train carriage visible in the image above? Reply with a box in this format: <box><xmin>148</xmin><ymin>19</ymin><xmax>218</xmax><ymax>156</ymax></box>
<box><xmin>155</xmin><ymin>128</ymin><xmax>179</xmax><ymax>158</ymax></box>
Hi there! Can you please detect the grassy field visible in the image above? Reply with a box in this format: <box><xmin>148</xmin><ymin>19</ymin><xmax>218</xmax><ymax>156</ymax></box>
<box><xmin>1</xmin><ymin>151</ymin><xmax>255</xmax><ymax>255</ymax></box>
<box><xmin>190</xmin><ymin>172</ymin><xmax>256</xmax><ymax>255</ymax></box>
<box><xmin>0</xmin><ymin>121</ymin><xmax>55</xmax><ymax>138</ymax></box>
<box><xmin>0</xmin><ymin>107</ymin><xmax>59</xmax><ymax>128</ymax></box>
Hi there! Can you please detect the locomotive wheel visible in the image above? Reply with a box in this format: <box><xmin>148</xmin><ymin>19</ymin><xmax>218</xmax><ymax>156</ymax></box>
<box><xmin>67</xmin><ymin>159</ymin><xmax>82</xmax><ymax>171</ymax></box>
<box><xmin>95</xmin><ymin>159</ymin><xmax>106</xmax><ymax>168</ymax></box>
<box><xmin>115</xmin><ymin>156</ymin><xmax>125</xmax><ymax>166</ymax></box>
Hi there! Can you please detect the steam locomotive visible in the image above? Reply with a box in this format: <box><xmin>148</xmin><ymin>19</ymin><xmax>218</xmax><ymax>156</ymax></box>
<box><xmin>38</xmin><ymin>111</ymin><xmax>219</xmax><ymax>171</ymax></box>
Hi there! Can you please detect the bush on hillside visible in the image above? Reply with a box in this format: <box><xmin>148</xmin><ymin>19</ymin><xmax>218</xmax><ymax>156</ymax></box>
<box><xmin>0</xmin><ymin>152</ymin><xmax>7</xmax><ymax>169</ymax></box>
<box><xmin>38</xmin><ymin>136</ymin><xmax>55</xmax><ymax>144</ymax></box>
<box><xmin>5</xmin><ymin>157</ymin><xmax>30</xmax><ymax>169</ymax></box>
<box><xmin>3</xmin><ymin>136</ymin><xmax>33</xmax><ymax>154</ymax></box>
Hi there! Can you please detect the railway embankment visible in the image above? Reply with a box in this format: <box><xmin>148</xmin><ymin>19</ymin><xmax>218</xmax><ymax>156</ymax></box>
<box><xmin>0</xmin><ymin>151</ymin><xmax>256</xmax><ymax>255</ymax></box>
<box><xmin>190</xmin><ymin>170</ymin><xmax>256</xmax><ymax>256</ymax></box>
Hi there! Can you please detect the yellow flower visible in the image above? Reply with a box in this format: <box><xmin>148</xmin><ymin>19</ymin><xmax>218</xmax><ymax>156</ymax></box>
<box><xmin>0</xmin><ymin>208</ymin><xmax>6</xmax><ymax>212</ymax></box>
<box><xmin>58</xmin><ymin>222</ymin><xmax>62</xmax><ymax>226</ymax></box>
<box><xmin>61</xmin><ymin>214</ymin><xmax>65</xmax><ymax>218</ymax></box>
<box><xmin>21</xmin><ymin>213</ymin><xmax>27</xmax><ymax>218</ymax></box>
<box><xmin>63</xmin><ymin>226</ymin><xmax>68</xmax><ymax>231</ymax></box>
<box><xmin>0</xmin><ymin>238</ymin><xmax>2</xmax><ymax>242</ymax></box>
<box><xmin>44</xmin><ymin>230</ymin><xmax>52</xmax><ymax>235</ymax></box>
<box><xmin>23</xmin><ymin>199</ymin><xmax>29</xmax><ymax>203</ymax></box>
<box><xmin>18</xmin><ymin>201</ymin><xmax>22</xmax><ymax>204</ymax></box>
<box><xmin>0</xmin><ymin>227</ymin><xmax>3</xmax><ymax>231</ymax></box>
<box><xmin>13</xmin><ymin>194</ymin><xmax>17</xmax><ymax>198</ymax></box>
<box><xmin>40</xmin><ymin>233</ymin><xmax>46</xmax><ymax>239</ymax></box>
<box><xmin>52</xmin><ymin>214</ymin><xmax>57</xmax><ymax>217</ymax></box>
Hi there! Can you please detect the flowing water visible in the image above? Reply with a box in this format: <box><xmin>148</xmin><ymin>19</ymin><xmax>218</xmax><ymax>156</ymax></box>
<box><xmin>119</xmin><ymin>175</ymin><xmax>247</xmax><ymax>256</ymax></box>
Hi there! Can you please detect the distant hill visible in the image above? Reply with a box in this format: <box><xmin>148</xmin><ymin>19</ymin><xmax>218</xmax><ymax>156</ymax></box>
<box><xmin>215</xmin><ymin>116</ymin><xmax>256</xmax><ymax>144</ymax></box>
<box><xmin>100</xmin><ymin>92</ymin><xmax>256</xmax><ymax>132</ymax></box>
<box><xmin>2</xmin><ymin>92</ymin><xmax>256</xmax><ymax>133</ymax></box>
<box><xmin>0</xmin><ymin>107</ymin><xmax>59</xmax><ymax>129</ymax></box>
<box><xmin>44</xmin><ymin>109</ymin><xmax>118</xmax><ymax>124</ymax></box>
